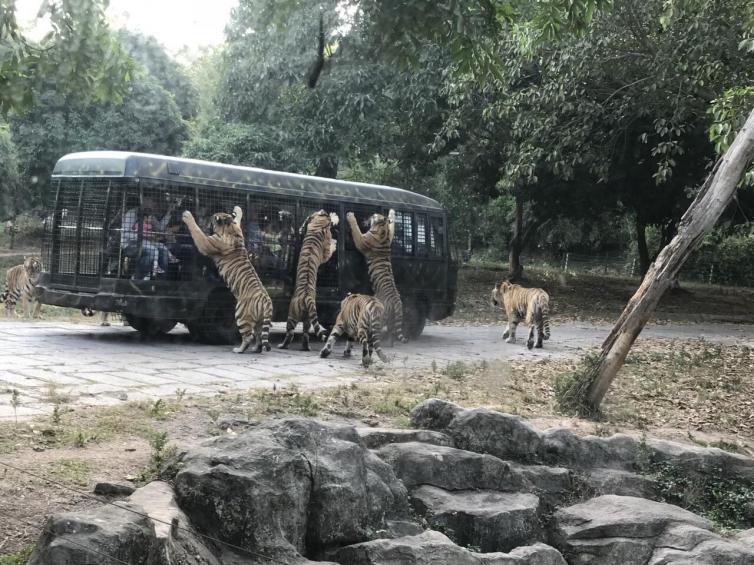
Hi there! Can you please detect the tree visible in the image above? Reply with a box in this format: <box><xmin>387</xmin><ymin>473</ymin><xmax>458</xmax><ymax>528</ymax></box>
<box><xmin>1</xmin><ymin>0</ymin><xmax>132</xmax><ymax>114</ymax></box>
<box><xmin>0</xmin><ymin>122</ymin><xmax>21</xmax><ymax>220</ymax></box>
<box><xmin>559</xmin><ymin>107</ymin><xmax>754</xmax><ymax>415</ymax></box>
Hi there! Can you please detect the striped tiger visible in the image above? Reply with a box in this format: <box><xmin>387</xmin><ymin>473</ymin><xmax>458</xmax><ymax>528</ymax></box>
<box><xmin>345</xmin><ymin>209</ymin><xmax>408</xmax><ymax>346</ymax></box>
<box><xmin>279</xmin><ymin>209</ymin><xmax>339</xmax><ymax>351</ymax></box>
<box><xmin>182</xmin><ymin>206</ymin><xmax>273</xmax><ymax>354</ymax></box>
<box><xmin>320</xmin><ymin>293</ymin><xmax>388</xmax><ymax>367</ymax></box>
<box><xmin>2</xmin><ymin>256</ymin><xmax>42</xmax><ymax>318</ymax></box>
<box><xmin>491</xmin><ymin>280</ymin><xmax>551</xmax><ymax>349</ymax></box>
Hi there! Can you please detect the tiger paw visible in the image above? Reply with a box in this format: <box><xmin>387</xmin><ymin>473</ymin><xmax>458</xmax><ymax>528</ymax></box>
<box><xmin>505</xmin><ymin>336</ymin><xmax>515</xmax><ymax>344</ymax></box>
<box><xmin>320</xmin><ymin>347</ymin><xmax>331</xmax><ymax>358</ymax></box>
<box><xmin>526</xmin><ymin>340</ymin><xmax>534</xmax><ymax>350</ymax></box>
<box><xmin>264</xmin><ymin>343</ymin><xmax>271</xmax><ymax>351</ymax></box>
<box><xmin>399</xmin><ymin>336</ymin><xmax>409</xmax><ymax>344</ymax></box>
<box><xmin>232</xmin><ymin>346</ymin><xmax>245</xmax><ymax>354</ymax></box>
<box><xmin>343</xmin><ymin>349</ymin><xmax>352</xmax><ymax>358</ymax></box>
<box><xmin>181</xmin><ymin>210</ymin><xmax>194</xmax><ymax>223</ymax></box>
<box><xmin>346</xmin><ymin>212</ymin><xmax>355</xmax><ymax>222</ymax></box>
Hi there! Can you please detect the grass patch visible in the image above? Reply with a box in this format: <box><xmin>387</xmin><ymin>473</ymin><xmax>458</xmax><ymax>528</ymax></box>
<box><xmin>554</xmin><ymin>352</ymin><xmax>601</xmax><ymax>418</ymax></box>
<box><xmin>0</xmin><ymin>545</ymin><xmax>35</xmax><ymax>565</ymax></box>
<box><xmin>47</xmin><ymin>458</ymin><xmax>90</xmax><ymax>486</ymax></box>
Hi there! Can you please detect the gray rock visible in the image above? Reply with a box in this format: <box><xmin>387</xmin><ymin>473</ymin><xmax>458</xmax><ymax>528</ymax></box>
<box><xmin>27</xmin><ymin>503</ymin><xmax>155</xmax><ymax>565</ymax></box>
<box><xmin>216</xmin><ymin>414</ymin><xmax>256</xmax><ymax>431</ymax></box>
<box><xmin>448</xmin><ymin>408</ymin><xmax>543</xmax><ymax>463</ymax></box>
<box><xmin>409</xmin><ymin>398</ymin><xmax>463</xmax><ymax>430</ymax></box>
<box><xmin>585</xmin><ymin>468</ymin><xmax>657</xmax><ymax>498</ymax></box>
<box><xmin>410</xmin><ymin>485</ymin><xmax>542</xmax><ymax>552</ymax></box>
<box><xmin>647</xmin><ymin>437</ymin><xmax>754</xmax><ymax>483</ymax></box>
<box><xmin>356</xmin><ymin>427</ymin><xmax>455</xmax><ymax>449</ymax></box>
<box><xmin>737</xmin><ymin>528</ymin><xmax>754</xmax><ymax>548</ymax></box>
<box><xmin>173</xmin><ymin>418</ymin><xmax>410</xmax><ymax>561</ymax></box>
<box><xmin>129</xmin><ymin>481</ymin><xmax>221</xmax><ymax>565</ymax></box>
<box><xmin>376</xmin><ymin>441</ymin><xmax>525</xmax><ymax>491</ymax></box>
<box><xmin>332</xmin><ymin>531</ymin><xmax>565</xmax><ymax>565</ymax></box>
<box><xmin>553</xmin><ymin>495</ymin><xmax>754</xmax><ymax>565</ymax></box>
<box><xmin>93</xmin><ymin>481</ymin><xmax>136</xmax><ymax>497</ymax></box>
<box><xmin>508</xmin><ymin>462</ymin><xmax>572</xmax><ymax>506</ymax></box>
<box><xmin>539</xmin><ymin>428</ymin><xmax>639</xmax><ymax>470</ymax></box>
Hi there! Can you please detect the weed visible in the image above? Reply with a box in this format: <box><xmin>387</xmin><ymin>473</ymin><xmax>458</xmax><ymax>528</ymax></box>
<box><xmin>10</xmin><ymin>389</ymin><xmax>20</xmax><ymax>426</ymax></box>
<box><xmin>431</xmin><ymin>360</ymin><xmax>438</xmax><ymax>373</ymax></box>
<box><xmin>72</xmin><ymin>430</ymin><xmax>96</xmax><ymax>448</ymax></box>
<box><xmin>51</xmin><ymin>404</ymin><xmax>61</xmax><ymax>425</ymax></box>
<box><xmin>43</xmin><ymin>381</ymin><xmax>70</xmax><ymax>404</ymax></box>
<box><xmin>150</xmin><ymin>399</ymin><xmax>166</xmax><ymax>419</ymax></box>
<box><xmin>0</xmin><ymin>544</ymin><xmax>35</xmax><ymax>565</ymax></box>
<box><xmin>443</xmin><ymin>361</ymin><xmax>467</xmax><ymax>380</ymax></box>
<box><xmin>554</xmin><ymin>351</ymin><xmax>601</xmax><ymax>418</ymax></box>
<box><xmin>175</xmin><ymin>388</ymin><xmax>186</xmax><ymax>403</ymax></box>
<box><xmin>137</xmin><ymin>431</ymin><xmax>177</xmax><ymax>485</ymax></box>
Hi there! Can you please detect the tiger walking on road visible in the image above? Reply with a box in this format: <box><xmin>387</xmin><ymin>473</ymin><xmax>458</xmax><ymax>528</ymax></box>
<box><xmin>320</xmin><ymin>293</ymin><xmax>389</xmax><ymax>367</ymax></box>
<box><xmin>492</xmin><ymin>280</ymin><xmax>551</xmax><ymax>349</ymax></box>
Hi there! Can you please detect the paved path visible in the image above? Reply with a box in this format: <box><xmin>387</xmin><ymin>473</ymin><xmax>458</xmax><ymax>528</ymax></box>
<box><xmin>0</xmin><ymin>319</ymin><xmax>752</xmax><ymax>419</ymax></box>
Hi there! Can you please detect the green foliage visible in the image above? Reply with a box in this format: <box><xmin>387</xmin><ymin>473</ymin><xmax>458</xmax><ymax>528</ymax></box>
<box><xmin>554</xmin><ymin>352</ymin><xmax>602</xmax><ymax>418</ymax></box>
<box><xmin>137</xmin><ymin>431</ymin><xmax>177</xmax><ymax>484</ymax></box>
<box><xmin>0</xmin><ymin>122</ymin><xmax>21</xmax><ymax>219</ymax></box>
<box><xmin>0</xmin><ymin>0</ymin><xmax>133</xmax><ymax>114</ymax></box>
<box><xmin>0</xmin><ymin>544</ymin><xmax>35</xmax><ymax>565</ymax></box>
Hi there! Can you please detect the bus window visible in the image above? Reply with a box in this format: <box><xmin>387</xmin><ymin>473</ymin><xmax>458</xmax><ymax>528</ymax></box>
<box><xmin>416</xmin><ymin>213</ymin><xmax>428</xmax><ymax>257</ymax></box>
<box><xmin>430</xmin><ymin>216</ymin><xmax>445</xmax><ymax>257</ymax></box>
<box><xmin>392</xmin><ymin>210</ymin><xmax>413</xmax><ymax>255</ymax></box>
<box><xmin>249</xmin><ymin>197</ymin><xmax>296</xmax><ymax>283</ymax></box>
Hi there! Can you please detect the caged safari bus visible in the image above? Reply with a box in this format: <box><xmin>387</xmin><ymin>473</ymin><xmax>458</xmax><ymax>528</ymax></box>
<box><xmin>37</xmin><ymin>151</ymin><xmax>458</xmax><ymax>344</ymax></box>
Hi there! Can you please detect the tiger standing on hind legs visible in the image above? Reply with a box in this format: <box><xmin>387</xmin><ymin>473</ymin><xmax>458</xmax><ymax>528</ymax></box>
<box><xmin>491</xmin><ymin>280</ymin><xmax>551</xmax><ymax>349</ymax></box>
<box><xmin>278</xmin><ymin>209</ymin><xmax>339</xmax><ymax>351</ymax></box>
<box><xmin>182</xmin><ymin>206</ymin><xmax>273</xmax><ymax>354</ymax></box>
<box><xmin>2</xmin><ymin>256</ymin><xmax>43</xmax><ymax>318</ymax></box>
<box><xmin>320</xmin><ymin>293</ymin><xmax>389</xmax><ymax>368</ymax></box>
<box><xmin>345</xmin><ymin>209</ymin><xmax>408</xmax><ymax>346</ymax></box>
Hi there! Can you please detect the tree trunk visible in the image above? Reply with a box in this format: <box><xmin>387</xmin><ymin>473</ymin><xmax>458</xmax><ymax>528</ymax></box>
<box><xmin>508</xmin><ymin>195</ymin><xmax>524</xmax><ymax>280</ymax></box>
<box><xmin>577</xmin><ymin>107</ymin><xmax>754</xmax><ymax>413</ymax></box>
<box><xmin>315</xmin><ymin>155</ymin><xmax>338</xmax><ymax>178</ymax></box>
<box><xmin>635</xmin><ymin>217</ymin><xmax>650</xmax><ymax>275</ymax></box>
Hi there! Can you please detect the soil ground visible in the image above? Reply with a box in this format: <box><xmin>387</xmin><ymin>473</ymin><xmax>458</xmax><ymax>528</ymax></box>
<box><xmin>1</xmin><ymin>259</ymin><xmax>754</xmax><ymax>557</ymax></box>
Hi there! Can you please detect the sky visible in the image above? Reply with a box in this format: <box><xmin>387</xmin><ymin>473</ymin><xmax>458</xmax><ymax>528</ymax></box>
<box><xmin>15</xmin><ymin>0</ymin><xmax>238</xmax><ymax>60</ymax></box>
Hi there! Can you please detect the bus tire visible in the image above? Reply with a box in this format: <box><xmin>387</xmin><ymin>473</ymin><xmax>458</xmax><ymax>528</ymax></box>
<box><xmin>186</xmin><ymin>291</ymin><xmax>241</xmax><ymax>345</ymax></box>
<box><xmin>124</xmin><ymin>314</ymin><xmax>176</xmax><ymax>338</ymax></box>
<box><xmin>403</xmin><ymin>299</ymin><xmax>427</xmax><ymax>340</ymax></box>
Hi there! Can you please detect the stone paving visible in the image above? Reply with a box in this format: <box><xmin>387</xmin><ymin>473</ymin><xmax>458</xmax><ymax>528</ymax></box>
<box><xmin>0</xmin><ymin>319</ymin><xmax>752</xmax><ymax>420</ymax></box>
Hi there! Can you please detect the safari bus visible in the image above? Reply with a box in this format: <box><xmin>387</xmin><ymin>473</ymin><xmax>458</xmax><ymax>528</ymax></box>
<box><xmin>37</xmin><ymin>151</ymin><xmax>458</xmax><ymax>343</ymax></box>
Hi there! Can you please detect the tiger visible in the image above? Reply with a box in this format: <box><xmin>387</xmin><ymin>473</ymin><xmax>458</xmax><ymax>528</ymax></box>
<box><xmin>320</xmin><ymin>293</ymin><xmax>389</xmax><ymax>367</ymax></box>
<box><xmin>278</xmin><ymin>209</ymin><xmax>339</xmax><ymax>351</ymax></box>
<box><xmin>182</xmin><ymin>206</ymin><xmax>273</xmax><ymax>354</ymax></box>
<box><xmin>80</xmin><ymin>307</ymin><xmax>111</xmax><ymax>326</ymax></box>
<box><xmin>491</xmin><ymin>280</ymin><xmax>551</xmax><ymax>349</ymax></box>
<box><xmin>2</xmin><ymin>256</ymin><xmax>42</xmax><ymax>318</ymax></box>
<box><xmin>345</xmin><ymin>209</ymin><xmax>408</xmax><ymax>346</ymax></box>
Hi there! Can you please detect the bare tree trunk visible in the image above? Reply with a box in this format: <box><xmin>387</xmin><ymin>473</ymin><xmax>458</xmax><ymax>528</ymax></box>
<box><xmin>565</xmin><ymin>108</ymin><xmax>754</xmax><ymax>414</ymax></box>
<box><xmin>508</xmin><ymin>195</ymin><xmax>524</xmax><ymax>280</ymax></box>
<box><xmin>635</xmin><ymin>217</ymin><xmax>650</xmax><ymax>275</ymax></box>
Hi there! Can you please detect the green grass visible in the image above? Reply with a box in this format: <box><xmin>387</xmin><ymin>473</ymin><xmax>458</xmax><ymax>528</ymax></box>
<box><xmin>47</xmin><ymin>458</ymin><xmax>90</xmax><ymax>486</ymax></box>
<box><xmin>0</xmin><ymin>545</ymin><xmax>35</xmax><ymax>565</ymax></box>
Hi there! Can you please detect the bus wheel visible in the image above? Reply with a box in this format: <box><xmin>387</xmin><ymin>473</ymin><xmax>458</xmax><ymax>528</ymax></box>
<box><xmin>187</xmin><ymin>292</ymin><xmax>241</xmax><ymax>345</ymax></box>
<box><xmin>403</xmin><ymin>300</ymin><xmax>427</xmax><ymax>340</ymax></box>
<box><xmin>124</xmin><ymin>314</ymin><xmax>177</xmax><ymax>338</ymax></box>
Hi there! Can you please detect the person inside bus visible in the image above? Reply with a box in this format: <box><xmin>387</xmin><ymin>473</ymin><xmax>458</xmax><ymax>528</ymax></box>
<box><xmin>121</xmin><ymin>196</ymin><xmax>179</xmax><ymax>278</ymax></box>
<box><xmin>245</xmin><ymin>209</ymin><xmax>263</xmax><ymax>255</ymax></box>
<box><xmin>261</xmin><ymin>219</ymin><xmax>285</xmax><ymax>271</ymax></box>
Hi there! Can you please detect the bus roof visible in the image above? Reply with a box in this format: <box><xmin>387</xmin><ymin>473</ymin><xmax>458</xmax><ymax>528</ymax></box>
<box><xmin>52</xmin><ymin>151</ymin><xmax>444</xmax><ymax>211</ymax></box>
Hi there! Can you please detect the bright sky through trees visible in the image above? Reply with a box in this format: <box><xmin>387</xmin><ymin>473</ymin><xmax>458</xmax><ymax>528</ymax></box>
<box><xmin>14</xmin><ymin>0</ymin><xmax>238</xmax><ymax>59</ymax></box>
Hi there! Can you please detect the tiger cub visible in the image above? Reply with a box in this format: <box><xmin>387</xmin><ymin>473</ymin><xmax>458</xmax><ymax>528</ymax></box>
<box><xmin>279</xmin><ymin>209</ymin><xmax>339</xmax><ymax>351</ymax></box>
<box><xmin>320</xmin><ymin>293</ymin><xmax>389</xmax><ymax>367</ymax></box>
<box><xmin>492</xmin><ymin>280</ymin><xmax>551</xmax><ymax>349</ymax></box>
<box><xmin>183</xmin><ymin>206</ymin><xmax>273</xmax><ymax>354</ymax></box>
<box><xmin>345</xmin><ymin>209</ymin><xmax>408</xmax><ymax>346</ymax></box>
<box><xmin>2</xmin><ymin>256</ymin><xmax>42</xmax><ymax>318</ymax></box>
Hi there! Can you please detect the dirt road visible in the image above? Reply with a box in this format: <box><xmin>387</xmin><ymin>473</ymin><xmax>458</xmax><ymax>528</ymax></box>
<box><xmin>0</xmin><ymin>319</ymin><xmax>752</xmax><ymax>420</ymax></box>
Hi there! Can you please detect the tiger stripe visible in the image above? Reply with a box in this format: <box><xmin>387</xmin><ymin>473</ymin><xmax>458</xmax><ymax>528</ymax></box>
<box><xmin>278</xmin><ymin>210</ymin><xmax>339</xmax><ymax>351</ymax></box>
<box><xmin>3</xmin><ymin>256</ymin><xmax>42</xmax><ymax>318</ymax></box>
<box><xmin>183</xmin><ymin>206</ymin><xmax>273</xmax><ymax>354</ymax></box>
<box><xmin>320</xmin><ymin>293</ymin><xmax>389</xmax><ymax>367</ymax></box>
<box><xmin>345</xmin><ymin>209</ymin><xmax>408</xmax><ymax>346</ymax></box>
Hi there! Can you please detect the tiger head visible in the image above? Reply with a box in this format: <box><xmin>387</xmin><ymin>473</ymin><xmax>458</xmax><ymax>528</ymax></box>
<box><xmin>211</xmin><ymin>210</ymin><xmax>244</xmax><ymax>247</ymax></box>
<box><xmin>365</xmin><ymin>209</ymin><xmax>395</xmax><ymax>244</ymax></box>
<box><xmin>300</xmin><ymin>209</ymin><xmax>339</xmax><ymax>235</ymax></box>
<box><xmin>491</xmin><ymin>280</ymin><xmax>512</xmax><ymax>307</ymax></box>
<box><xmin>23</xmin><ymin>256</ymin><xmax>42</xmax><ymax>276</ymax></box>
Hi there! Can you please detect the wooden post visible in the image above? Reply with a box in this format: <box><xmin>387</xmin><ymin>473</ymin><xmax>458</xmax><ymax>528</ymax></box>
<box><xmin>567</xmin><ymin>107</ymin><xmax>754</xmax><ymax>413</ymax></box>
